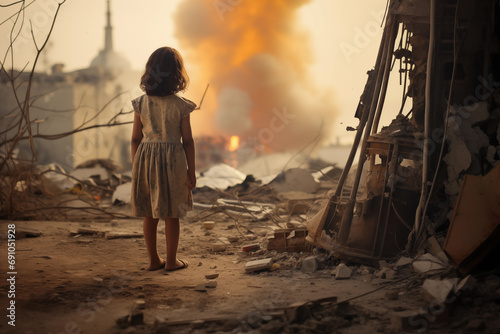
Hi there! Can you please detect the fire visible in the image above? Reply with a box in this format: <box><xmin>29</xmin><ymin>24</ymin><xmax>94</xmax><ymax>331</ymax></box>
<box><xmin>175</xmin><ymin>0</ymin><xmax>335</xmax><ymax>150</ymax></box>
<box><xmin>228</xmin><ymin>135</ymin><xmax>240</xmax><ymax>152</ymax></box>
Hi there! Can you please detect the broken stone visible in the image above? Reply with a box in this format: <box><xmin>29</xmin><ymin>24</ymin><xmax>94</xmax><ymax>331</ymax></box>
<box><xmin>206</xmin><ymin>280</ymin><xmax>218</xmax><ymax>288</ymax></box>
<box><xmin>421</xmin><ymin>278</ymin><xmax>457</xmax><ymax>303</ymax></box>
<box><xmin>391</xmin><ymin>310</ymin><xmax>428</xmax><ymax>332</ymax></box>
<box><xmin>16</xmin><ymin>226</ymin><xmax>42</xmax><ymax>238</ymax></box>
<box><xmin>270</xmin><ymin>263</ymin><xmax>281</xmax><ymax>271</ymax></box>
<box><xmin>227</xmin><ymin>236</ymin><xmax>239</xmax><ymax>243</ymax></box>
<box><xmin>335</xmin><ymin>263</ymin><xmax>352</xmax><ymax>280</ymax></box>
<box><xmin>135</xmin><ymin>300</ymin><xmax>145</xmax><ymax>310</ymax></box>
<box><xmin>395</xmin><ymin>257</ymin><xmax>412</xmax><ymax>268</ymax></box>
<box><xmin>412</xmin><ymin>253</ymin><xmax>445</xmax><ymax>273</ymax></box>
<box><xmin>205</xmin><ymin>273</ymin><xmax>219</xmax><ymax>279</ymax></box>
<box><xmin>93</xmin><ymin>277</ymin><xmax>104</xmax><ymax>286</ymax></box>
<box><xmin>245</xmin><ymin>258</ymin><xmax>273</xmax><ymax>273</ymax></box>
<box><xmin>203</xmin><ymin>221</ymin><xmax>215</xmax><ymax>230</ymax></box>
<box><xmin>218</xmin><ymin>237</ymin><xmax>230</xmax><ymax>245</ymax></box>
<box><xmin>194</xmin><ymin>284</ymin><xmax>208</xmax><ymax>292</ymax></box>
<box><xmin>302</xmin><ymin>256</ymin><xmax>319</xmax><ymax>272</ymax></box>
<box><xmin>211</xmin><ymin>243</ymin><xmax>227</xmax><ymax>252</ymax></box>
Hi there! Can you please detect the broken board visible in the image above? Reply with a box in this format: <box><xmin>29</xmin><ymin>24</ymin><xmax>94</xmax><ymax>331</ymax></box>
<box><xmin>443</xmin><ymin>164</ymin><xmax>500</xmax><ymax>274</ymax></box>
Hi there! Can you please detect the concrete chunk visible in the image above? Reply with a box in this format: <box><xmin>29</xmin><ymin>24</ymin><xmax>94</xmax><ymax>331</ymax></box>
<box><xmin>335</xmin><ymin>263</ymin><xmax>352</xmax><ymax>280</ymax></box>
<box><xmin>245</xmin><ymin>258</ymin><xmax>273</xmax><ymax>272</ymax></box>
<box><xmin>421</xmin><ymin>278</ymin><xmax>457</xmax><ymax>303</ymax></box>
<box><xmin>395</xmin><ymin>256</ymin><xmax>412</xmax><ymax>268</ymax></box>
<box><xmin>301</xmin><ymin>256</ymin><xmax>319</xmax><ymax>272</ymax></box>
<box><xmin>412</xmin><ymin>253</ymin><xmax>445</xmax><ymax>273</ymax></box>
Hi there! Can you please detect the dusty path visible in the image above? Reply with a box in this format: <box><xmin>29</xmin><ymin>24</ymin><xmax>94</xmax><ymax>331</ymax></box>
<box><xmin>1</xmin><ymin>218</ymin><xmax>499</xmax><ymax>333</ymax></box>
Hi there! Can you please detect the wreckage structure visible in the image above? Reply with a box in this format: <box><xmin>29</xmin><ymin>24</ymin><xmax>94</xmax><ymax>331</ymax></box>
<box><xmin>307</xmin><ymin>0</ymin><xmax>500</xmax><ymax>273</ymax></box>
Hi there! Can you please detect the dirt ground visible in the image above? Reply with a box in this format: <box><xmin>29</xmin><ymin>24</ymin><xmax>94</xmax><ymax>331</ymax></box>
<box><xmin>1</xmin><ymin>209</ymin><xmax>500</xmax><ymax>334</ymax></box>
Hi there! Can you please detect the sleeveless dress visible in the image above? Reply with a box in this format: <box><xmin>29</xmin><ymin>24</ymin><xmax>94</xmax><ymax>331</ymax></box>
<box><xmin>131</xmin><ymin>94</ymin><xmax>196</xmax><ymax>218</ymax></box>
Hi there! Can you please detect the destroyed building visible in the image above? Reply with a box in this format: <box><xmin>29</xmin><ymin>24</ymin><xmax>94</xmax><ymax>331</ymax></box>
<box><xmin>0</xmin><ymin>0</ymin><xmax>137</xmax><ymax>171</ymax></box>
<box><xmin>306</xmin><ymin>0</ymin><xmax>500</xmax><ymax>275</ymax></box>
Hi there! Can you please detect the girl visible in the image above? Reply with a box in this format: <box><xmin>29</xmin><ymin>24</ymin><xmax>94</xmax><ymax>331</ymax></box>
<box><xmin>131</xmin><ymin>47</ymin><xmax>196</xmax><ymax>271</ymax></box>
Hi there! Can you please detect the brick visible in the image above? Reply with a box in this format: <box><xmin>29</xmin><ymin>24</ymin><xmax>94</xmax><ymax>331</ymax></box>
<box><xmin>242</xmin><ymin>243</ymin><xmax>260</xmax><ymax>252</ymax></box>
<box><xmin>245</xmin><ymin>258</ymin><xmax>273</xmax><ymax>272</ymax></box>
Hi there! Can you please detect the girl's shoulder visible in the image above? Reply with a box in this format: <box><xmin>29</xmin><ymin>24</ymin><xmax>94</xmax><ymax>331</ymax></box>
<box><xmin>172</xmin><ymin>95</ymin><xmax>197</xmax><ymax>110</ymax></box>
<box><xmin>131</xmin><ymin>94</ymin><xmax>146</xmax><ymax>112</ymax></box>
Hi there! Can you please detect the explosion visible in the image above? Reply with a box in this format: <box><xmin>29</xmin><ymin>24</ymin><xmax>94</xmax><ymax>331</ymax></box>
<box><xmin>174</xmin><ymin>0</ymin><xmax>336</xmax><ymax>151</ymax></box>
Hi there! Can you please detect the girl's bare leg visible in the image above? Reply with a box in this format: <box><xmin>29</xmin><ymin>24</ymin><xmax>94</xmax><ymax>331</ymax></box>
<box><xmin>164</xmin><ymin>218</ymin><xmax>184</xmax><ymax>270</ymax></box>
<box><xmin>143</xmin><ymin>217</ymin><xmax>164</xmax><ymax>270</ymax></box>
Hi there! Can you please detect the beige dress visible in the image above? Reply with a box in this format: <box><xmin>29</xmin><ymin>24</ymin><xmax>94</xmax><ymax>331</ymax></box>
<box><xmin>131</xmin><ymin>94</ymin><xmax>196</xmax><ymax>218</ymax></box>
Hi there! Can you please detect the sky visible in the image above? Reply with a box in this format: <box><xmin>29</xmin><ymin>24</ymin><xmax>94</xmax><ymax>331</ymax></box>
<box><xmin>0</xmin><ymin>0</ymin><xmax>403</xmax><ymax>146</ymax></box>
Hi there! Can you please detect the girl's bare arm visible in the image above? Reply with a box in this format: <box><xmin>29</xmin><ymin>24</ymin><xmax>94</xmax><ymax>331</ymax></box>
<box><xmin>181</xmin><ymin>115</ymin><xmax>196</xmax><ymax>189</ymax></box>
<box><xmin>131</xmin><ymin>112</ymin><xmax>143</xmax><ymax>162</ymax></box>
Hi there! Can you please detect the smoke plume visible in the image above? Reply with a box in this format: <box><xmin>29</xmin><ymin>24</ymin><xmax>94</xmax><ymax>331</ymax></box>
<box><xmin>174</xmin><ymin>0</ymin><xmax>336</xmax><ymax>151</ymax></box>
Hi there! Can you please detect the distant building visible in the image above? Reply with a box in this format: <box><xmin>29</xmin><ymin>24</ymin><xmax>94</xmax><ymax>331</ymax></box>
<box><xmin>0</xmin><ymin>0</ymin><xmax>139</xmax><ymax>171</ymax></box>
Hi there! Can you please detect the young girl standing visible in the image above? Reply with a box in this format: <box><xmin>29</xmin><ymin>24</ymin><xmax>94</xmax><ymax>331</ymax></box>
<box><xmin>131</xmin><ymin>47</ymin><xmax>196</xmax><ymax>271</ymax></box>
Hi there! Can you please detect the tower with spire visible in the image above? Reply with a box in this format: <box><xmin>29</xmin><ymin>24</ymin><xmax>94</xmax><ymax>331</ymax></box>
<box><xmin>90</xmin><ymin>0</ymin><xmax>130</xmax><ymax>72</ymax></box>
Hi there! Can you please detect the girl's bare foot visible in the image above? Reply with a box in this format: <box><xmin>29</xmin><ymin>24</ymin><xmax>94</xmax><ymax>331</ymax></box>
<box><xmin>165</xmin><ymin>259</ymin><xmax>188</xmax><ymax>271</ymax></box>
<box><xmin>147</xmin><ymin>259</ymin><xmax>166</xmax><ymax>271</ymax></box>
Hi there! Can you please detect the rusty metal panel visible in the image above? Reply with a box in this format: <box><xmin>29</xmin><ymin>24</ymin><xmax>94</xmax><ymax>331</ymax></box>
<box><xmin>443</xmin><ymin>164</ymin><xmax>500</xmax><ymax>274</ymax></box>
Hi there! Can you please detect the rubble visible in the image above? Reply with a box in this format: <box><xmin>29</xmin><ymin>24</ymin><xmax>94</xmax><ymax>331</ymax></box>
<box><xmin>112</xmin><ymin>182</ymin><xmax>131</xmax><ymax>204</ymax></box>
<box><xmin>301</xmin><ymin>256</ymin><xmax>319</xmax><ymax>272</ymax></box>
<box><xmin>269</xmin><ymin>168</ymin><xmax>320</xmax><ymax>193</ymax></box>
<box><xmin>421</xmin><ymin>278</ymin><xmax>457</xmax><ymax>303</ymax></box>
<box><xmin>244</xmin><ymin>258</ymin><xmax>273</xmax><ymax>273</ymax></box>
<box><xmin>334</xmin><ymin>263</ymin><xmax>352</xmax><ymax>280</ymax></box>
<box><xmin>412</xmin><ymin>253</ymin><xmax>446</xmax><ymax>273</ymax></box>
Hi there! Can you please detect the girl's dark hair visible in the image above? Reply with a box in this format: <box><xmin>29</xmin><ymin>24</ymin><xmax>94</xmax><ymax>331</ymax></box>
<box><xmin>140</xmin><ymin>47</ymin><xmax>189</xmax><ymax>96</ymax></box>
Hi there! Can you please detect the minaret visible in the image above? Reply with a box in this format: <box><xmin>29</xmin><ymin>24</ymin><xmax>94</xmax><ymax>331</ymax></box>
<box><xmin>104</xmin><ymin>0</ymin><xmax>113</xmax><ymax>52</ymax></box>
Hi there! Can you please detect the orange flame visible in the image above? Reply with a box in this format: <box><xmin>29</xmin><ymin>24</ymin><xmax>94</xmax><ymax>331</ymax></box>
<box><xmin>228</xmin><ymin>135</ymin><xmax>240</xmax><ymax>152</ymax></box>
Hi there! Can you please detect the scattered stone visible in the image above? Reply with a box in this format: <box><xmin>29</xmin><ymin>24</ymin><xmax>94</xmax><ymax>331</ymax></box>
<box><xmin>16</xmin><ymin>226</ymin><xmax>42</xmax><ymax>238</ymax></box>
<box><xmin>211</xmin><ymin>243</ymin><xmax>227</xmax><ymax>252</ymax></box>
<box><xmin>270</xmin><ymin>263</ymin><xmax>281</xmax><ymax>272</ymax></box>
<box><xmin>205</xmin><ymin>273</ymin><xmax>219</xmax><ymax>280</ymax></box>
<box><xmin>242</xmin><ymin>243</ymin><xmax>260</xmax><ymax>252</ymax></box>
<box><xmin>412</xmin><ymin>253</ymin><xmax>445</xmax><ymax>273</ymax></box>
<box><xmin>302</xmin><ymin>256</ymin><xmax>319</xmax><ymax>272</ymax></box>
<box><xmin>335</xmin><ymin>263</ymin><xmax>352</xmax><ymax>280</ymax></box>
<box><xmin>395</xmin><ymin>257</ymin><xmax>412</xmax><ymax>268</ymax></box>
<box><xmin>194</xmin><ymin>280</ymin><xmax>218</xmax><ymax>292</ymax></box>
<box><xmin>378</xmin><ymin>260</ymin><xmax>389</xmax><ymax>268</ymax></box>
<box><xmin>218</xmin><ymin>237</ymin><xmax>230</xmax><ymax>245</ymax></box>
<box><xmin>93</xmin><ymin>277</ymin><xmax>104</xmax><ymax>286</ymax></box>
<box><xmin>227</xmin><ymin>236</ymin><xmax>239</xmax><ymax>243</ymax></box>
<box><xmin>245</xmin><ymin>258</ymin><xmax>273</xmax><ymax>273</ymax></box>
<box><xmin>203</xmin><ymin>221</ymin><xmax>215</xmax><ymax>230</ymax></box>
<box><xmin>391</xmin><ymin>310</ymin><xmax>427</xmax><ymax>332</ymax></box>
<box><xmin>135</xmin><ymin>300</ymin><xmax>146</xmax><ymax>310</ymax></box>
<box><xmin>421</xmin><ymin>278</ymin><xmax>457</xmax><ymax>303</ymax></box>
